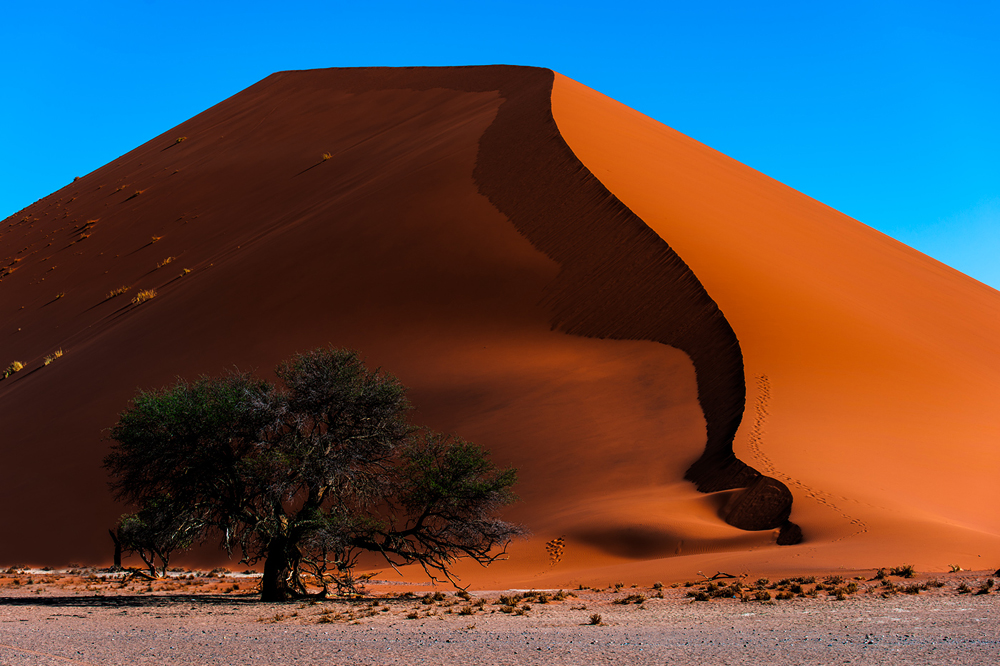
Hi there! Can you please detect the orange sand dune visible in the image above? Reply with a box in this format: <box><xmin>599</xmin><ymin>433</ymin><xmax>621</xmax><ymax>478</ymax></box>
<box><xmin>548</xmin><ymin>74</ymin><xmax>1000</xmax><ymax>579</ymax></box>
<box><xmin>1</xmin><ymin>67</ymin><xmax>995</xmax><ymax>585</ymax></box>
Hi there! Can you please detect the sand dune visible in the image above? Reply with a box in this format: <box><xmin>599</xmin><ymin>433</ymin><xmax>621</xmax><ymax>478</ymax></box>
<box><xmin>1</xmin><ymin>66</ymin><xmax>996</xmax><ymax>584</ymax></box>
<box><xmin>551</xmin><ymin>73</ymin><xmax>1000</xmax><ymax>577</ymax></box>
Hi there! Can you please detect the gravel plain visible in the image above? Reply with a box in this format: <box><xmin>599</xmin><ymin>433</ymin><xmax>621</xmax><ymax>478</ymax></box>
<box><xmin>0</xmin><ymin>570</ymin><xmax>997</xmax><ymax>665</ymax></box>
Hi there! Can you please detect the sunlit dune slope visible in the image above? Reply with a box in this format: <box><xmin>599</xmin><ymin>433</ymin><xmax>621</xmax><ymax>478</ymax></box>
<box><xmin>552</xmin><ymin>74</ymin><xmax>1000</xmax><ymax>572</ymax></box>
<box><xmin>0</xmin><ymin>66</ymin><xmax>787</xmax><ymax>573</ymax></box>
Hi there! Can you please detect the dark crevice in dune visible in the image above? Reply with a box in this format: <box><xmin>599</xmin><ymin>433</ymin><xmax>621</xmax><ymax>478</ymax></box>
<box><xmin>263</xmin><ymin>65</ymin><xmax>800</xmax><ymax>541</ymax></box>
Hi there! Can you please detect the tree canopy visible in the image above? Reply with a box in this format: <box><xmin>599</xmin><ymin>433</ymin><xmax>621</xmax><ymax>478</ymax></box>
<box><xmin>104</xmin><ymin>348</ymin><xmax>523</xmax><ymax>600</ymax></box>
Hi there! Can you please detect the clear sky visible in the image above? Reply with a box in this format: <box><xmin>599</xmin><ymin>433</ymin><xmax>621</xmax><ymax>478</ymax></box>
<box><xmin>3</xmin><ymin>1</ymin><xmax>998</xmax><ymax>288</ymax></box>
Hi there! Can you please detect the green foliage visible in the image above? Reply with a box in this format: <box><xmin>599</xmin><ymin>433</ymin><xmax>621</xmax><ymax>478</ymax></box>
<box><xmin>105</xmin><ymin>348</ymin><xmax>522</xmax><ymax>601</ymax></box>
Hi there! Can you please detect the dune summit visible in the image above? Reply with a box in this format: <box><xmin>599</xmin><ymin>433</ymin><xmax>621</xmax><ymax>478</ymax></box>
<box><xmin>2</xmin><ymin>66</ymin><xmax>997</xmax><ymax>583</ymax></box>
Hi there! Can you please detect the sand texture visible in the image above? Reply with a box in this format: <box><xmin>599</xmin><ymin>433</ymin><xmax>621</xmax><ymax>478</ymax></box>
<box><xmin>1</xmin><ymin>66</ymin><xmax>997</xmax><ymax>586</ymax></box>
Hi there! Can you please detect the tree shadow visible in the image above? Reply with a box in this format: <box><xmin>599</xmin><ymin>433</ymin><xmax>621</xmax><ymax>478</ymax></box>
<box><xmin>0</xmin><ymin>594</ymin><xmax>267</xmax><ymax>609</ymax></box>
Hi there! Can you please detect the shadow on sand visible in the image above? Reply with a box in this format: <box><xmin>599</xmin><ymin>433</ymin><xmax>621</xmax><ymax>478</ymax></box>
<box><xmin>0</xmin><ymin>594</ymin><xmax>267</xmax><ymax>609</ymax></box>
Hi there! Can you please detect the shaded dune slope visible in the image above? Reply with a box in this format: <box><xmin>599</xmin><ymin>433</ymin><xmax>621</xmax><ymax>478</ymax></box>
<box><xmin>463</xmin><ymin>68</ymin><xmax>797</xmax><ymax>539</ymax></box>
<box><xmin>0</xmin><ymin>66</ymin><xmax>794</xmax><ymax>567</ymax></box>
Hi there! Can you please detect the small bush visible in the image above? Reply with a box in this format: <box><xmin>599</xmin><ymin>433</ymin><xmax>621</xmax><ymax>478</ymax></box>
<box><xmin>458</xmin><ymin>605</ymin><xmax>475</xmax><ymax>615</ymax></box>
<box><xmin>2</xmin><ymin>361</ymin><xmax>24</xmax><ymax>379</ymax></box>
<box><xmin>652</xmin><ymin>581</ymin><xmax>663</xmax><ymax>590</ymax></box>
<box><xmin>754</xmin><ymin>590</ymin><xmax>772</xmax><ymax>601</ymax></box>
<box><xmin>589</xmin><ymin>613</ymin><xmax>602</xmax><ymax>625</ymax></box>
<box><xmin>456</xmin><ymin>590</ymin><xmax>471</xmax><ymax>600</ymax></box>
<box><xmin>957</xmin><ymin>582</ymin><xmax>971</xmax><ymax>594</ymax></box>
<box><xmin>321</xmin><ymin>152</ymin><xmax>332</xmax><ymax>161</ymax></box>
<box><xmin>926</xmin><ymin>579</ymin><xmax>945</xmax><ymax>588</ymax></box>
<box><xmin>157</xmin><ymin>257</ymin><xmax>175</xmax><ymax>268</ymax></box>
<box><xmin>175</xmin><ymin>137</ymin><xmax>186</xmax><ymax>144</ymax></box>
<box><xmin>949</xmin><ymin>564</ymin><xmax>962</xmax><ymax>573</ymax></box>
<box><xmin>43</xmin><ymin>349</ymin><xmax>63</xmax><ymax>366</ymax></box>
<box><xmin>106</xmin><ymin>286</ymin><xmax>130</xmax><ymax>299</ymax></box>
<box><xmin>612</xmin><ymin>593</ymin><xmax>646</xmax><ymax>605</ymax></box>
<box><xmin>775</xmin><ymin>591</ymin><xmax>794</xmax><ymax>600</ymax></box>
<box><xmin>406</xmin><ymin>611</ymin><xmax>419</xmax><ymax>620</ymax></box>
<box><xmin>976</xmin><ymin>579</ymin><xmax>994</xmax><ymax>595</ymax></box>
<box><xmin>132</xmin><ymin>289</ymin><xmax>157</xmax><ymax>305</ymax></box>
<box><xmin>890</xmin><ymin>565</ymin><xmax>916</xmax><ymax>579</ymax></box>
<box><xmin>755</xmin><ymin>578</ymin><xmax>769</xmax><ymax>588</ymax></box>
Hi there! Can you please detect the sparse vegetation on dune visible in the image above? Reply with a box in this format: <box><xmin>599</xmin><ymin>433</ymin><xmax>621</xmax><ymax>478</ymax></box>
<box><xmin>131</xmin><ymin>289</ymin><xmax>157</xmax><ymax>305</ymax></box>
<box><xmin>43</xmin><ymin>349</ymin><xmax>63</xmax><ymax>365</ymax></box>
<box><xmin>106</xmin><ymin>285</ymin><xmax>130</xmax><ymax>299</ymax></box>
<box><xmin>2</xmin><ymin>361</ymin><xmax>24</xmax><ymax>378</ymax></box>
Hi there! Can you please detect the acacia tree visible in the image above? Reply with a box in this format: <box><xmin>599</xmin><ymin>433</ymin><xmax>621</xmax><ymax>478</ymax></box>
<box><xmin>104</xmin><ymin>348</ymin><xmax>523</xmax><ymax>601</ymax></box>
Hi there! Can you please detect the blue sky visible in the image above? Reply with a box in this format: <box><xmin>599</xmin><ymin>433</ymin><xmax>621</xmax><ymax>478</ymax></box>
<box><xmin>3</xmin><ymin>1</ymin><xmax>997</xmax><ymax>288</ymax></box>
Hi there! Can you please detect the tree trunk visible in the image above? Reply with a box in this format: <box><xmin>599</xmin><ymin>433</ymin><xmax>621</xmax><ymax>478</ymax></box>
<box><xmin>260</xmin><ymin>535</ymin><xmax>293</xmax><ymax>601</ymax></box>
<box><xmin>108</xmin><ymin>529</ymin><xmax>122</xmax><ymax>569</ymax></box>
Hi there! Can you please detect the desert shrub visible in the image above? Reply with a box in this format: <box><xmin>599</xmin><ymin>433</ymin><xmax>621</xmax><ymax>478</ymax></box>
<box><xmin>687</xmin><ymin>591</ymin><xmax>710</xmax><ymax>601</ymax></box>
<box><xmin>458</xmin><ymin>605</ymin><xmax>475</xmax><ymax>615</ymax></box>
<box><xmin>43</xmin><ymin>350</ymin><xmax>64</xmax><ymax>366</ymax></box>
<box><xmin>754</xmin><ymin>590</ymin><xmax>772</xmax><ymax>601</ymax></box>
<box><xmin>775</xmin><ymin>591</ymin><xmax>794</xmax><ymax>600</ymax></box>
<box><xmin>874</xmin><ymin>568</ymin><xmax>888</xmax><ymax>580</ymax></box>
<box><xmin>755</xmin><ymin>578</ymin><xmax>769</xmax><ymax>588</ymax></box>
<box><xmin>890</xmin><ymin>565</ymin><xmax>916</xmax><ymax>578</ymax></box>
<box><xmin>825</xmin><ymin>575</ymin><xmax>845</xmax><ymax>585</ymax></box>
<box><xmin>976</xmin><ymin>579</ymin><xmax>994</xmax><ymax>595</ymax></box>
<box><xmin>957</xmin><ymin>582</ymin><xmax>971</xmax><ymax>594</ymax></box>
<box><xmin>901</xmin><ymin>584</ymin><xmax>922</xmax><ymax>595</ymax></box>
<box><xmin>2</xmin><ymin>361</ymin><xmax>24</xmax><ymax>378</ymax></box>
<box><xmin>790</xmin><ymin>584</ymin><xmax>803</xmax><ymax>594</ymax></box>
<box><xmin>456</xmin><ymin>590</ymin><xmax>471</xmax><ymax>600</ymax></box>
<box><xmin>652</xmin><ymin>581</ymin><xmax>663</xmax><ymax>590</ymax></box>
<box><xmin>106</xmin><ymin>286</ymin><xmax>130</xmax><ymax>299</ymax></box>
<box><xmin>497</xmin><ymin>594</ymin><xmax>522</xmax><ymax>606</ymax></box>
<box><xmin>131</xmin><ymin>289</ymin><xmax>157</xmax><ymax>305</ymax></box>
<box><xmin>589</xmin><ymin>613</ymin><xmax>602</xmax><ymax>625</ymax></box>
<box><xmin>613</xmin><ymin>594</ymin><xmax>646</xmax><ymax>605</ymax></box>
<box><xmin>926</xmin><ymin>579</ymin><xmax>945</xmax><ymax>588</ymax></box>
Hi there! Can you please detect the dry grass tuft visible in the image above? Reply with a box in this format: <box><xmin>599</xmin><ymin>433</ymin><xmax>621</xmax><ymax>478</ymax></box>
<box><xmin>2</xmin><ymin>361</ymin><xmax>24</xmax><ymax>378</ymax></box>
<box><xmin>43</xmin><ymin>350</ymin><xmax>63</xmax><ymax>366</ymax></box>
<box><xmin>132</xmin><ymin>289</ymin><xmax>157</xmax><ymax>305</ymax></box>
<box><xmin>157</xmin><ymin>257</ymin><xmax>175</xmax><ymax>268</ymax></box>
<box><xmin>106</xmin><ymin>286</ymin><xmax>130</xmax><ymax>299</ymax></box>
